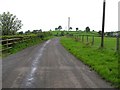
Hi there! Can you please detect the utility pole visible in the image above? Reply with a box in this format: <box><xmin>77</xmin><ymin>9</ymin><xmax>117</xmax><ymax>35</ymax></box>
<box><xmin>117</xmin><ymin>1</ymin><xmax>120</xmax><ymax>52</ymax></box>
<box><xmin>101</xmin><ymin>0</ymin><xmax>106</xmax><ymax>48</ymax></box>
<box><xmin>68</xmin><ymin>17</ymin><xmax>70</xmax><ymax>31</ymax></box>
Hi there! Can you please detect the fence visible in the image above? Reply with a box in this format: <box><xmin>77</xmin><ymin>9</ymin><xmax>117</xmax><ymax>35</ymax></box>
<box><xmin>70</xmin><ymin>34</ymin><xmax>120</xmax><ymax>52</ymax></box>
<box><xmin>73</xmin><ymin>35</ymin><xmax>95</xmax><ymax>45</ymax></box>
<box><xmin>0</xmin><ymin>37</ymin><xmax>32</xmax><ymax>52</ymax></box>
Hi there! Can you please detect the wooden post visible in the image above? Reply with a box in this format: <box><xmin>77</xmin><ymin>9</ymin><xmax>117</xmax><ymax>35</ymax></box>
<box><xmin>6</xmin><ymin>39</ymin><xmax>8</xmax><ymax>49</ymax></box>
<box><xmin>6</xmin><ymin>39</ymin><xmax>9</xmax><ymax>54</ymax></box>
<box><xmin>76</xmin><ymin>35</ymin><xmax>77</xmax><ymax>41</ymax></box>
<box><xmin>92</xmin><ymin>36</ymin><xmax>94</xmax><ymax>45</ymax></box>
<box><xmin>77</xmin><ymin>35</ymin><xmax>79</xmax><ymax>41</ymax></box>
<box><xmin>82</xmin><ymin>35</ymin><xmax>84</xmax><ymax>42</ymax></box>
<box><xmin>74</xmin><ymin>35</ymin><xmax>76</xmax><ymax>40</ymax></box>
<box><xmin>116</xmin><ymin>34</ymin><xmax>119</xmax><ymax>52</ymax></box>
<box><xmin>87</xmin><ymin>35</ymin><xmax>88</xmax><ymax>42</ymax></box>
<box><xmin>101</xmin><ymin>0</ymin><xmax>106</xmax><ymax>48</ymax></box>
<box><xmin>79</xmin><ymin>35</ymin><xmax>81</xmax><ymax>41</ymax></box>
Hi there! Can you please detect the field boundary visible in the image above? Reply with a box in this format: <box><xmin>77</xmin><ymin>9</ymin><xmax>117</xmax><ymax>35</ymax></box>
<box><xmin>0</xmin><ymin>37</ymin><xmax>34</xmax><ymax>52</ymax></box>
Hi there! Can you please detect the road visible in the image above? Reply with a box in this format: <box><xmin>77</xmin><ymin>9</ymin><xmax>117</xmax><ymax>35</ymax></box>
<box><xmin>2</xmin><ymin>38</ymin><xmax>112</xmax><ymax>88</ymax></box>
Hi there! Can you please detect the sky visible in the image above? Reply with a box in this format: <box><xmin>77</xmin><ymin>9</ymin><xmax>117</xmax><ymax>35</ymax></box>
<box><xmin>0</xmin><ymin>0</ymin><xmax>119</xmax><ymax>32</ymax></box>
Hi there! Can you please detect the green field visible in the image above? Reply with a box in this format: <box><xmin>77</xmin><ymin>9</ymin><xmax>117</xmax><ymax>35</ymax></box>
<box><xmin>60</xmin><ymin>36</ymin><xmax>119</xmax><ymax>88</ymax></box>
<box><xmin>51</xmin><ymin>31</ymin><xmax>99</xmax><ymax>36</ymax></box>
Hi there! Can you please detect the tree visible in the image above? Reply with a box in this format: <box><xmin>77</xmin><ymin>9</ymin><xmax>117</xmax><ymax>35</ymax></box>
<box><xmin>69</xmin><ymin>27</ymin><xmax>72</xmax><ymax>30</ymax></box>
<box><xmin>39</xmin><ymin>29</ymin><xmax>42</xmax><ymax>32</ymax></box>
<box><xmin>55</xmin><ymin>28</ymin><xmax>58</xmax><ymax>31</ymax></box>
<box><xmin>0</xmin><ymin>12</ymin><xmax>23</xmax><ymax>35</ymax></box>
<box><xmin>76</xmin><ymin>28</ymin><xmax>79</xmax><ymax>31</ymax></box>
<box><xmin>25</xmin><ymin>30</ymin><xmax>31</xmax><ymax>34</ymax></box>
<box><xmin>106</xmin><ymin>32</ymin><xmax>113</xmax><ymax>37</ymax></box>
<box><xmin>32</xmin><ymin>30</ymin><xmax>38</xmax><ymax>34</ymax></box>
<box><xmin>98</xmin><ymin>31</ymin><xmax>102</xmax><ymax>36</ymax></box>
<box><xmin>18</xmin><ymin>31</ymin><xmax>23</xmax><ymax>34</ymax></box>
<box><xmin>85</xmin><ymin>26</ymin><xmax>90</xmax><ymax>32</ymax></box>
<box><xmin>58</xmin><ymin>25</ymin><xmax>62</xmax><ymax>31</ymax></box>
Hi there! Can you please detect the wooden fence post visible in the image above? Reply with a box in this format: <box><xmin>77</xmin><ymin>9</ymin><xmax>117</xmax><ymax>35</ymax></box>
<box><xmin>116</xmin><ymin>35</ymin><xmax>119</xmax><ymax>52</ymax></box>
<box><xmin>87</xmin><ymin>35</ymin><xmax>88</xmax><ymax>42</ymax></box>
<box><xmin>92</xmin><ymin>36</ymin><xmax>94</xmax><ymax>45</ymax></box>
<box><xmin>82</xmin><ymin>35</ymin><xmax>84</xmax><ymax>42</ymax></box>
<box><xmin>74</xmin><ymin>35</ymin><xmax>75</xmax><ymax>40</ymax></box>
<box><xmin>77</xmin><ymin>35</ymin><xmax>79</xmax><ymax>41</ymax></box>
<box><xmin>6</xmin><ymin>39</ymin><xmax>8</xmax><ymax>49</ymax></box>
<box><xmin>79</xmin><ymin>35</ymin><xmax>81</xmax><ymax>41</ymax></box>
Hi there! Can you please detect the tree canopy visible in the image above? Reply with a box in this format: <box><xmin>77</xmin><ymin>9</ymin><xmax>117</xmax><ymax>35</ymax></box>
<box><xmin>58</xmin><ymin>25</ymin><xmax>62</xmax><ymax>31</ymax></box>
<box><xmin>69</xmin><ymin>27</ymin><xmax>72</xmax><ymax>30</ymax></box>
<box><xmin>0</xmin><ymin>12</ymin><xmax>23</xmax><ymax>35</ymax></box>
<box><xmin>76</xmin><ymin>28</ymin><xmax>79</xmax><ymax>31</ymax></box>
<box><xmin>85</xmin><ymin>26</ymin><xmax>90</xmax><ymax>32</ymax></box>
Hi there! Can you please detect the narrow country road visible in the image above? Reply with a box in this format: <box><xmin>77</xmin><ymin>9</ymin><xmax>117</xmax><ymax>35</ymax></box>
<box><xmin>3</xmin><ymin>38</ymin><xmax>112</xmax><ymax>88</ymax></box>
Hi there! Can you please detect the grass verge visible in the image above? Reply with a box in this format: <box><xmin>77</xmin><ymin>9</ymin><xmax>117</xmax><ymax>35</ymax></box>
<box><xmin>2</xmin><ymin>36</ymin><xmax>52</xmax><ymax>58</ymax></box>
<box><xmin>60</xmin><ymin>37</ymin><xmax>119</xmax><ymax>88</ymax></box>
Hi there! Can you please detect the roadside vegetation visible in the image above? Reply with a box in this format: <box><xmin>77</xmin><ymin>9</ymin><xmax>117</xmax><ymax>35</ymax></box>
<box><xmin>11</xmin><ymin>36</ymin><xmax>51</xmax><ymax>54</ymax></box>
<box><xmin>2</xmin><ymin>33</ymin><xmax>53</xmax><ymax>58</ymax></box>
<box><xmin>60</xmin><ymin>36</ymin><xmax>119</xmax><ymax>88</ymax></box>
<box><xmin>0</xmin><ymin>12</ymin><xmax>53</xmax><ymax>58</ymax></box>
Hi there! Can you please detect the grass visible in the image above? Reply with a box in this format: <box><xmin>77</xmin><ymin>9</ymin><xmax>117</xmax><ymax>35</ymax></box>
<box><xmin>2</xmin><ymin>36</ymin><xmax>53</xmax><ymax>58</ymax></box>
<box><xmin>60</xmin><ymin>36</ymin><xmax>119</xmax><ymax>88</ymax></box>
<box><xmin>51</xmin><ymin>31</ymin><xmax>99</xmax><ymax>36</ymax></box>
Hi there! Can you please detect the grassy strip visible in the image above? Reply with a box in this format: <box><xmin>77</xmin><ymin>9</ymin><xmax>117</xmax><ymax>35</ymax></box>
<box><xmin>2</xmin><ymin>36</ymin><xmax>52</xmax><ymax>58</ymax></box>
<box><xmin>60</xmin><ymin>37</ymin><xmax>119</xmax><ymax>88</ymax></box>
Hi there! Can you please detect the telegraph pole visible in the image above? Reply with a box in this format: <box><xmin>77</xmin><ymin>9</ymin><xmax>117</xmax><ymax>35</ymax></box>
<box><xmin>68</xmin><ymin>17</ymin><xmax>70</xmax><ymax>31</ymax></box>
<box><xmin>117</xmin><ymin>1</ymin><xmax>120</xmax><ymax>52</ymax></box>
<box><xmin>101</xmin><ymin>0</ymin><xmax>106</xmax><ymax>48</ymax></box>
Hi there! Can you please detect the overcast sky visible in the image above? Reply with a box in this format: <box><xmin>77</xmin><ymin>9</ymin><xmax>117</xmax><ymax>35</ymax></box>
<box><xmin>0</xmin><ymin>0</ymin><xmax>119</xmax><ymax>32</ymax></box>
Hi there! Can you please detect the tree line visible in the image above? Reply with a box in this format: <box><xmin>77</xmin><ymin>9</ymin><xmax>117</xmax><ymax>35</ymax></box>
<box><xmin>0</xmin><ymin>11</ymin><xmax>119</xmax><ymax>38</ymax></box>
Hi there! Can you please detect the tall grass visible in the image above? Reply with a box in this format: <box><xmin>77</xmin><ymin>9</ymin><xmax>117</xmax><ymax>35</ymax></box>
<box><xmin>60</xmin><ymin>37</ymin><xmax>119</xmax><ymax>88</ymax></box>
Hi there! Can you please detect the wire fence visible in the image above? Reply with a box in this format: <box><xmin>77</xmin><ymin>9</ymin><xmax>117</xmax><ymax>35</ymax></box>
<box><xmin>67</xmin><ymin>34</ymin><xmax>120</xmax><ymax>52</ymax></box>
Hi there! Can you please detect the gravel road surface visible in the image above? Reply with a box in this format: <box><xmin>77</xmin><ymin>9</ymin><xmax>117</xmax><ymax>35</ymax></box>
<box><xmin>2</xmin><ymin>38</ymin><xmax>113</xmax><ymax>88</ymax></box>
